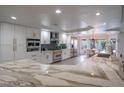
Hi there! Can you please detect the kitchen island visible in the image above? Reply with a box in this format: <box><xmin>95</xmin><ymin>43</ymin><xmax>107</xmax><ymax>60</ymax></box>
<box><xmin>40</xmin><ymin>49</ymin><xmax>71</xmax><ymax>64</ymax></box>
<box><xmin>0</xmin><ymin>55</ymin><xmax>124</xmax><ymax>87</ymax></box>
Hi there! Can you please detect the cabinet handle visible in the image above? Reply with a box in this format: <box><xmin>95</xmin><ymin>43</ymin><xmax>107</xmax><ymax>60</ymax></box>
<box><xmin>46</xmin><ymin>55</ymin><xmax>49</xmax><ymax>59</ymax></box>
<box><xmin>13</xmin><ymin>38</ymin><xmax>17</xmax><ymax>51</ymax></box>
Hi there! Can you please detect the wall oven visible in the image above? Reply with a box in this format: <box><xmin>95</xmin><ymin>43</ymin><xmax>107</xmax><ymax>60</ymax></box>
<box><xmin>26</xmin><ymin>38</ymin><xmax>40</xmax><ymax>52</ymax></box>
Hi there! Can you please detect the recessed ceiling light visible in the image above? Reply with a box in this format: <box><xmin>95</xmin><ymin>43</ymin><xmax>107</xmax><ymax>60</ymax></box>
<box><xmin>91</xmin><ymin>72</ymin><xmax>94</xmax><ymax>76</ymax></box>
<box><xmin>103</xmin><ymin>22</ymin><xmax>107</xmax><ymax>25</ymax></box>
<box><xmin>55</xmin><ymin>9</ymin><xmax>61</xmax><ymax>14</ymax></box>
<box><xmin>81</xmin><ymin>31</ymin><xmax>87</xmax><ymax>34</ymax></box>
<box><xmin>96</xmin><ymin>12</ymin><xmax>101</xmax><ymax>16</ymax></box>
<box><xmin>11</xmin><ymin>16</ymin><xmax>16</xmax><ymax>20</ymax></box>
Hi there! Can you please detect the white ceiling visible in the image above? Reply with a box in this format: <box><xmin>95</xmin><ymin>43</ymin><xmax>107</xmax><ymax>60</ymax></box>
<box><xmin>0</xmin><ymin>5</ymin><xmax>122</xmax><ymax>33</ymax></box>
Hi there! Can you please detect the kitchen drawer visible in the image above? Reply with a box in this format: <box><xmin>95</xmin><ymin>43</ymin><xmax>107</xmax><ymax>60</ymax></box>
<box><xmin>62</xmin><ymin>49</ymin><xmax>70</xmax><ymax>60</ymax></box>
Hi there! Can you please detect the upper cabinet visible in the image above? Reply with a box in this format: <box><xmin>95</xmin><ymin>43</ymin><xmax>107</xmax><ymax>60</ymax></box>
<box><xmin>50</xmin><ymin>32</ymin><xmax>59</xmax><ymax>44</ymax></box>
<box><xmin>40</xmin><ymin>31</ymin><xmax>70</xmax><ymax>45</ymax></box>
<box><xmin>41</xmin><ymin>31</ymin><xmax>50</xmax><ymax>44</ymax></box>
<box><xmin>59</xmin><ymin>33</ymin><xmax>71</xmax><ymax>49</ymax></box>
<box><xmin>59</xmin><ymin>33</ymin><xmax>67</xmax><ymax>44</ymax></box>
<box><xmin>50</xmin><ymin>32</ymin><xmax>59</xmax><ymax>40</ymax></box>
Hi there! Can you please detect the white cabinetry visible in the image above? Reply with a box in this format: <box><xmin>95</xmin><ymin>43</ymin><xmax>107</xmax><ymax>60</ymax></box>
<box><xmin>0</xmin><ymin>23</ymin><xmax>14</xmax><ymax>62</ymax></box>
<box><xmin>14</xmin><ymin>25</ymin><xmax>26</xmax><ymax>60</ymax></box>
<box><xmin>26</xmin><ymin>27</ymin><xmax>41</xmax><ymax>61</ymax></box>
<box><xmin>0</xmin><ymin>23</ymin><xmax>27</xmax><ymax>62</ymax></box>
<box><xmin>62</xmin><ymin>49</ymin><xmax>70</xmax><ymax>60</ymax></box>
<box><xmin>0</xmin><ymin>23</ymin><xmax>41</xmax><ymax>62</ymax></box>
<box><xmin>59</xmin><ymin>33</ymin><xmax>67</xmax><ymax>44</ymax></box>
<box><xmin>59</xmin><ymin>33</ymin><xmax>71</xmax><ymax>49</ymax></box>
<box><xmin>41</xmin><ymin>31</ymin><xmax>50</xmax><ymax>44</ymax></box>
<box><xmin>41</xmin><ymin>51</ymin><xmax>53</xmax><ymax>64</ymax></box>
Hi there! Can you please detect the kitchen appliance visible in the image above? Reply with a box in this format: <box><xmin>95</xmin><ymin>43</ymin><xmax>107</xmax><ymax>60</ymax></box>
<box><xmin>53</xmin><ymin>50</ymin><xmax>62</xmax><ymax>62</ymax></box>
<box><xmin>50</xmin><ymin>32</ymin><xmax>59</xmax><ymax>44</ymax></box>
<box><xmin>26</xmin><ymin>38</ymin><xmax>40</xmax><ymax>52</ymax></box>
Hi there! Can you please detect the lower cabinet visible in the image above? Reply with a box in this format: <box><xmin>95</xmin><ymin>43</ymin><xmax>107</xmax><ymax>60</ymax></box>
<box><xmin>26</xmin><ymin>51</ymin><xmax>41</xmax><ymax>61</ymax></box>
<box><xmin>62</xmin><ymin>49</ymin><xmax>70</xmax><ymax>60</ymax></box>
<box><xmin>0</xmin><ymin>45</ymin><xmax>14</xmax><ymax>62</ymax></box>
<box><xmin>26</xmin><ymin>49</ymin><xmax>71</xmax><ymax>64</ymax></box>
<box><xmin>41</xmin><ymin>51</ymin><xmax>53</xmax><ymax>64</ymax></box>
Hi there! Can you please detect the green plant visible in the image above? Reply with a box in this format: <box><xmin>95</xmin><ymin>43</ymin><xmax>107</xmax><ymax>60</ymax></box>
<box><xmin>59</xmin><ymin>44</ymin><xmax>67</xmax><ymax>49</ymax></box>
<box><xmin>101</xmin><ymin>40</ymin><xmax>106</xmax><ymax>50</ymax></box>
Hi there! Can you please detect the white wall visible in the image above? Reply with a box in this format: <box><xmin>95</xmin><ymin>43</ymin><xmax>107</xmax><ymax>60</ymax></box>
<box><xmin>80</xmin><ymin>34</ymin><xmax>109</xmax><ymax>40</ymax></box>
<box><xmin>118</xmin><ymin>32</ymin><xmax>124</xmax><ymax>60</ymax></box>
<box><xmin>66</xmin><ymin>34</ymin><xmax>71</xmax><ymax>49</ymax></box>
<box><xmin>118</xmin><ymin>6</ymin><xmax>124</xmax><ymax>61</ymax></box>
<box><xmin>26</xmin><ymin>27</ymin><xmax>41</xmax><ymax>39</ymax></box>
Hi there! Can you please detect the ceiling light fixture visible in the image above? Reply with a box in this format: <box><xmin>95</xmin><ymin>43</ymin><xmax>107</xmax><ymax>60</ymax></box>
<box><xmin>11</xmin><ymin>16</ymin><xmax>16</xmax><ymax>20</ymax></box>
<box><xmin>91</xmin><ymin>72</ymin><xmax>94</xmax><ymax>76</ymax></box>
<box><xmin>96</xmin><ymin>12</ymin><xmax>101</xmax><ymax>16</ymax></box>
<box><xmin>103</xmin><ymin>22</ymin><xmax>107</xmax><ymax>25</ymax></box>
<box><xmin>81</xmin><ymin>31</ymin><xmax>87</xmax><ymax>34</ymax></box>
<box><xmin>56</xmin><ymin>9</ymin><xmax>61</xmax><ymax>14</ymax></box>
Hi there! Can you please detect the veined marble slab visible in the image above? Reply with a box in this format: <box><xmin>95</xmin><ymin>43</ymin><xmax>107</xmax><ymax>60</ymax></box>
<box><xmin>99</xmin><ymin>63</ymin><xmax>124</xmax><ymax>86</ymax></box>
<box><xmin>0</xmin><ymin>58</ymin><xmax>123</xmax><ymax>87</ymax></box>
<box><xmin>12</xmin><ymin>68</ymin><xmax>42</xmax><ymax>73</ymax></box>
<box><xmin>49</xmin><ymin>72</ymin><xmax>123</xmax><ymax>87</ymax></box>
<box><xmin>33</xmin><ymin>75</ymin><xmax>72</xmax><ymax>86</ymax></box>
<box><xmin>0</xmin><ymin>75</ymin><xmax>17</xmax><ymax>82</ymax></box>
<box><xmin>48</xmin><ymin>64</ymin><xmax>102</xmax><ymax>77</ymax></box>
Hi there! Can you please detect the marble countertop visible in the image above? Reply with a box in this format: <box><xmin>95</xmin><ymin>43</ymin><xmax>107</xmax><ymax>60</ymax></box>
<box><xmin>0</xmin><ymin>56</ymin><xmax>124</xmax><ymax>87</ymax></box>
